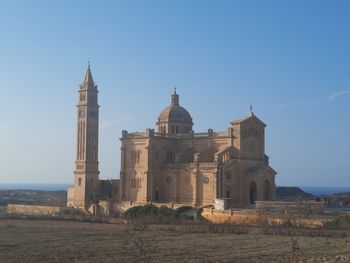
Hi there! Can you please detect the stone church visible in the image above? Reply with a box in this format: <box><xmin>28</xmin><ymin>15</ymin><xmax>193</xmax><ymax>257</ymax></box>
<box><xmin>67</xmin><ymin>65</ymin><xmax>277</xmax><ymax>213</ymax></box>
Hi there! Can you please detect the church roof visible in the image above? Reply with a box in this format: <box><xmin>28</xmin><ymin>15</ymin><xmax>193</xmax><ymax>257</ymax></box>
<box><xmin>231</xmin><ymin>112</ymin><xmax>266</xmax><ymax>127</ymax></box>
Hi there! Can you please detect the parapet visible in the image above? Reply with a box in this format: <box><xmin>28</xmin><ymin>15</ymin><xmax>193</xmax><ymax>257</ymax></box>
<box><xmin>121</xmin><ymin>127</ymin><xmax>233</xmax><ymax>140</ymax></box>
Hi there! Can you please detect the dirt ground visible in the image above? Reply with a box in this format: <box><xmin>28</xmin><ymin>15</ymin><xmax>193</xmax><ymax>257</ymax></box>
<box><xmin>0</xmin><ymin>219</ymin><xmax>349</xmax><ymax>263</ymax></box>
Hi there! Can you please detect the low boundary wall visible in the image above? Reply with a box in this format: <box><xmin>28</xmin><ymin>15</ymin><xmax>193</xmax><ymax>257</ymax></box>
<box><xmin>255</xmin><ymin>201</ymin><xmax>325</xmax><ymax>212</ymax></box>
<box><xmin>7</xmin><ymin>204</ymin><xmax>61</xmax><ymax>216</ymax></box>
<box><xmin>201</xmin><ymin>208</ymin><xmax>326</xmax><ymax>227</ymax></box>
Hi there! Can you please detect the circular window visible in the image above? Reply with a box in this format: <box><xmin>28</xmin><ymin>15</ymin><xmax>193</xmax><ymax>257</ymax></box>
<box><xmin>203</xmin><ymin>176</ymin><xmax>210</xmax><ymax>184</ymax></box>
<box><xmin>166</xmin><ymin>177</ymin><xmax>171</xmax><ymax>183</ymax></box>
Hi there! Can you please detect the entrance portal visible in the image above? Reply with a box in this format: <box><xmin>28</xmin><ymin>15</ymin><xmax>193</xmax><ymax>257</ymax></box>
<box><xmin>249</xmin><ymin>182</ymin><xmax>257</xmax><ymax>204</ymax></box>
<box><xmin>154</xmin><ymin>190</ymin><xmax>159</xmax><ymax>201</ymax></box>
<box><xmin>263</xmin><ymin>179</ymin><xmax>270</xmax><ymax>201</ymax></box>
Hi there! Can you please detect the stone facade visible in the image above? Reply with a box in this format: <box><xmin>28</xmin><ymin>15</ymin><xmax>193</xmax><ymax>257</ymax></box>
<box><xmin>120</xmin><ymin>90</ymin><xmax>277</xmax><ymax>208</ymax></box>
<box><xmin>68</xmin><ymin>66</ymin><xmax>277</xmax><ymax>212</ymax></box>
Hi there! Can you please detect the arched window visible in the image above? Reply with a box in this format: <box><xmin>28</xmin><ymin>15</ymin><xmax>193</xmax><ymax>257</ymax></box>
<box><xmin>225</xmin><ymin>170</ymin><xmax>232</xmax><ymax>180</ymax></box>
<box><xmin>263</xmin><ymin>179</ymin><xmax>270</xmax><ymax>201</ymax></box>
<box><xmin>78</xmin><ymin>177</ymin><xmax>82</xmax><ymax>186</ymax></box>
<box><xmin>166</xmin><ymin>151</ymin><xmax>173</xmax><ymax>162</ymax></box>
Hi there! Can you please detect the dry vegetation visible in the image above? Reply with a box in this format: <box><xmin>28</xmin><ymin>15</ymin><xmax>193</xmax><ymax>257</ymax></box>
<box><xmin>0</xmin><ymin>219</ymin><xmax>349</xmax><ymax>263</ymax></box>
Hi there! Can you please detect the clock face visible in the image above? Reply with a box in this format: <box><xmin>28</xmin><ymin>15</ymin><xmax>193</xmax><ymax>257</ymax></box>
<box><xmin>79</xmin><ymin>110</ymin><xmax>85</xmax><ymax>118</ymax></box>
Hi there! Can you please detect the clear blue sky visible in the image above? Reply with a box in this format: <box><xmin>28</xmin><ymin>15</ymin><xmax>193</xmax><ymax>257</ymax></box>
<box><xmin>0</xmin><ymin>0</ymin><xmax>349</xmax><ymax>186</ymax></box>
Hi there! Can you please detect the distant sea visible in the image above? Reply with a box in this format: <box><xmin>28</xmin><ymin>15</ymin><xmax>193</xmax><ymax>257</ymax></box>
<box><xmin>299</xmin><ymin>186</ymin><xmax>350</xmax><ymax>196</ymax></box>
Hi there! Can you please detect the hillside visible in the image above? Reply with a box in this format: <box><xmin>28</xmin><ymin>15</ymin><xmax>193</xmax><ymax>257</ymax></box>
<box><xmin>0</xmin><ymin>189</ymin><xmax>66</xmax><ymax>207</ymax></box>
<box><xmin>276</xmin><ymin>186</ymin><xmax>313</xmax><ymax>201</ymax></box>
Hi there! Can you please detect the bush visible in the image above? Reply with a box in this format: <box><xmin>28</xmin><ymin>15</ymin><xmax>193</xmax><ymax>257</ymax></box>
<box><xmin>124</xmin><ymin>204</ymin><xmax>195</xmax><ymax>223</ymax></box>
<box><xmin>158</xmin><ymin>205</ymin><xmax>173</xmax><ymax>217</ymax></box>
<box><xmin>60</xmin><ymin>207</ymin><xmax>86</xmax><ymax>216</ymax></box>
<box><xmin>174</xmin><ymin>206</ymin><xmax>192</xmax><ymax>217</ymax></box>
<box><xmin>124</xmin><ymin>205</ymin><xmax>155</xmax><ymax>220</ymax></box>
<box><xmin>324</xmin><ymin>216</ymin><xmax>350</xmax><ymax>229</ymax></box>
<box><xmin>140</xmin><ymin>204</ymin><xmax>159</xmax><ymax>216</ymax></box>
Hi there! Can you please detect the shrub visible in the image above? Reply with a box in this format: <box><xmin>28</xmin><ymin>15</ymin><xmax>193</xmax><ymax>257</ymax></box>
<box><xmin>140</xmin><ymin>204</ymin><xmax>159</xmax><ymax>216</ymax></box>
<box><xmin>124</xmin><ymin>204</ymin><xmax>195</xmax><ymax>223</ymax></box>
<box><xmin>125</xmin><ymin>204</ymin><xmax>159</xmax><ymax>220</ymax></box>
<box><xmin>174</xmin><ymin>206</ymin><xmax>192</xmax><ymax>217</ymax></box>
<box><xmin>158</xmin><ymin>205</ymin><xmax>173</xmax><ymax>217</ymax></box>
<box><xmin>324</xmin><ymin>216</ymin><xmax>350</xmax><ymax>229</ymax></box>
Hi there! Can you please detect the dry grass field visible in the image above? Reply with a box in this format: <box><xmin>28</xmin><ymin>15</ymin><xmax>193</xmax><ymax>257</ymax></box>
<box><xmin>0</xmin><ymin>219</ymin><xmax>349</xmax><ymax>263</ymax></box>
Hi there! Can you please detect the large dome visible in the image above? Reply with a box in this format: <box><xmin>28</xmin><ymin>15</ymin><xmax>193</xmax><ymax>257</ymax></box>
<box><xmin>158</xmin><ymin>105</ymin><xmax>192</xmax><ymax>123</ymax></box>
<box><xmin>157</xmin><ymin>90</ymin><xmax>193</xmax><ymax>135</ymax></box>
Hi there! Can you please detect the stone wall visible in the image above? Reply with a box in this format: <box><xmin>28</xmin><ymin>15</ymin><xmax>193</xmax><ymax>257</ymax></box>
<box><xmin>202</xmin><ymin>208</ymin><xmax>260</xmax><ymax>224</ymax></box>
<box><xmin>7</xmin><ymin>204</ymin><xmax>61</xmax><ymax>216</ymax></box>
<box><xmin>67</xmin><ymin>186</ymin><xmax>75</xmax><ymax>207</ymax></box>
<box><xmin>255</xmin><ymin>201</ymin><xmax>325</xmax><ymax>212</ymax></box>
<box><xmin>201</xmin><ymin>208</ymin><xmax>325</xmax><ymax>227</ymax></box>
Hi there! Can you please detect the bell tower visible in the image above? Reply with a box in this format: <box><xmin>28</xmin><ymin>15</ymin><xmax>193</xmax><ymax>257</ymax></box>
<box><xmin>72</xmin><ymin>63</ymin><xmax>100</xmax><ymax>209</ymax></box>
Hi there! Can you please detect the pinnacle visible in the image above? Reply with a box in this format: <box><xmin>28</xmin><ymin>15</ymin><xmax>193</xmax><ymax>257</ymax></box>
<box><xmin>84</xmin><ymin>63</ymin><xmax>94</xmax><ymax>86</ymax></box>
<box><xmin>171</xmin><ymin>89</ymin><xmax>179</xmax><ymax>106</ymax></box>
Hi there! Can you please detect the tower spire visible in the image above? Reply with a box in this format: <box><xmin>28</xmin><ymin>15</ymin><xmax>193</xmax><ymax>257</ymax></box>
<box><xmin>83</xmin><ymin>62</ymin><xmax>94</xmax><ymax>86</ymax></box>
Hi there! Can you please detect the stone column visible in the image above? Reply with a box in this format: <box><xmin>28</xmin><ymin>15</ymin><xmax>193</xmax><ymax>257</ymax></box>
<box><xmin>192</xmin><ymin>170</ymin><xmax>198</xmax><ymax>206</ymax></box>
<box><xmin>120</xmin><ymin>145</ymin><xmax>125</xmax><ymax>201</ymax></box>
